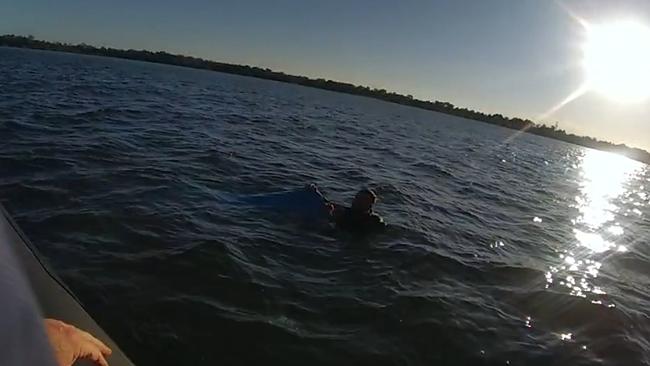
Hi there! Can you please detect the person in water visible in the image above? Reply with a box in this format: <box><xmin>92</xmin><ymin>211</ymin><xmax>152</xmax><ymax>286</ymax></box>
<box><xmin>308</xmin><ymin>185</ymin><xmax>386</xmax><ymax>233</ymax></box>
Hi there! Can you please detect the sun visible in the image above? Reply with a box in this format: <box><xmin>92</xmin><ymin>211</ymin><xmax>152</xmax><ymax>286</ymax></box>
<box><xmin>583</xmin><ymin>20</ymin><xmax>650</xmax><ymax>103</ymax></box>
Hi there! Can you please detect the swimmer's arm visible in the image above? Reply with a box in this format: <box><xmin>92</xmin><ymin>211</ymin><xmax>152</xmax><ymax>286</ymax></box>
<box><xmin>330</xmin><ymin>205</ymin><xmax>346</xmax><ymax>219</ymax></box>
<box><xmin>305</xmin><ymin>184</ymin><xmax>336</xmax><ymax>213</ymax></box>
<box><xmin>305</xmin><ymin>184</ymin><xmax>326</xmax><ymax>200</ymax></box>
<box><xmin>373</xmin><ymin>215</ymin><xmax>387</xmax><ymax>230</ymax></box>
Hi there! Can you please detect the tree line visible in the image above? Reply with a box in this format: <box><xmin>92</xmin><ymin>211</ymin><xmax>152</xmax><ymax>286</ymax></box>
<box><xmin>1</xmin><ymin>34</ymin><xmax>648</xmax><ymax>164</ymax></box>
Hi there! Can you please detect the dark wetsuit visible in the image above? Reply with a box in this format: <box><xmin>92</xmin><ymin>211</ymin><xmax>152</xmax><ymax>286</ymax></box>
<box><xmin>332</xmin><ymin>207</ymin><xmax>386</xmax><ymax>234</ymax></box>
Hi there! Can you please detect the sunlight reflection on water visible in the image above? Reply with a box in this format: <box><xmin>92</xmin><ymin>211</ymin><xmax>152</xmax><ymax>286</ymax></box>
<box><xmin>546</xmin><ymin>149</ymin><xmax>643</xmax><ymax>303</ymax></box>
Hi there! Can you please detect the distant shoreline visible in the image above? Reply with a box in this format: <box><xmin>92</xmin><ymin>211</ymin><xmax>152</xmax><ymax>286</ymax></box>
<box><xmin>2</xmin><ymin>34</ymin><xmax>648</xmax><ymax>165</ymax></box>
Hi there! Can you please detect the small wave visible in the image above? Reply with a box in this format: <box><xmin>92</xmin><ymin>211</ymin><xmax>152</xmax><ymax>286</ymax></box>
<box><xmin>410</xmin><ymin>160</ymin><xmax>456</xmax><ymax>179</ymax></box>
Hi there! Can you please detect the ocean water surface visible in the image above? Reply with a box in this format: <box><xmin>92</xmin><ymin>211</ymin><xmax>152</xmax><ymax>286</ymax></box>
<box><xmin>1</xmin><ymin>47</ymin><xmax>649</xmax><ymax>366</ymax></box>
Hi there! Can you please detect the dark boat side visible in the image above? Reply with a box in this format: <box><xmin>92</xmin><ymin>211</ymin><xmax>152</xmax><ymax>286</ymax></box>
<box><xmin>0</xmin><ymin>204</ymin><xmax>134</xmax><ymax>366</ymax></box>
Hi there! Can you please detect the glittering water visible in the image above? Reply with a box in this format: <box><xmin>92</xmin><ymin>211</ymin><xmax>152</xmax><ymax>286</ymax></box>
<box><xmin>1</xmin><ymin>47</ymin><xmax>649</xmax><ymax>366</ymax></box>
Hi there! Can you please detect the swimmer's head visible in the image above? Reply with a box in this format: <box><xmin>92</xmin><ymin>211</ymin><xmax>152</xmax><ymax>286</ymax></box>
<box><xmin>351</xmin><ymin>188</ymin><xmax>377</xmax><ymax>212</ymax></box>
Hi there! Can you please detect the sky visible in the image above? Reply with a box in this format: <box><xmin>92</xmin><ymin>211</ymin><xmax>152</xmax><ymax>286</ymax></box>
<box><xmin>2</xmin><ymin>0</ymin><xmax>650</xmax><ymax>149</ymax></box>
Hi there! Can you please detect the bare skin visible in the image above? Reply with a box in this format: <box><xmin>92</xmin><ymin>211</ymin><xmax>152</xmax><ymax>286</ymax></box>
<box><xmin>44</xmin><ymin>319</ymin><xmax>112</xmax><ymax>366</ymax></box>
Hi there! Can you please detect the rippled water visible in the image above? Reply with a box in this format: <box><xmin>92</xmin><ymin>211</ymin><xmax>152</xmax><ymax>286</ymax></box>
<box><xmin>1</xmin><ymin>47</ymin><xmax>649</xmax><ymax>366</ymax></box>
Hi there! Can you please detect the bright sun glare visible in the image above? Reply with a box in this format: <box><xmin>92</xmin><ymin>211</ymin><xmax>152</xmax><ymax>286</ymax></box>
<box><xmin>583</xmin><ymin>20</ymin><xmax>650</xmax><ymax>103</ymax></box>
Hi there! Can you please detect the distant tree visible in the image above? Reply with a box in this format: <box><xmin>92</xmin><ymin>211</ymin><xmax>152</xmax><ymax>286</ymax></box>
<box><xmin>1</xmin><ymin>34</ymin><xmax>648</xmax><ymax>164</ymax></box>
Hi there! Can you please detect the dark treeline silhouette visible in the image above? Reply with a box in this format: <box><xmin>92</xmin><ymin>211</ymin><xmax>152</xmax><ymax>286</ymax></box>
<box><xmin>2</xmin><ymin>34</ymin><xmax>649</xmax><ymax>164</ymax></box>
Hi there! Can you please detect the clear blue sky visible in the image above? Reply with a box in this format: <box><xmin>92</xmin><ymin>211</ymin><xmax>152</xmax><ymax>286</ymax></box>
<box><xmin>2</xmin><ymin>0</ymin><xmax>649</xmax><ymax>149</ymax></box>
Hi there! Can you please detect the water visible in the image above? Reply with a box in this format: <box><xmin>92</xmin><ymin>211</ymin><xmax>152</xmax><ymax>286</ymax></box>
<box><xmin>1</xmin><ymin>47</ymin><xmax>649</xmax><ymax>366</ymax></box>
